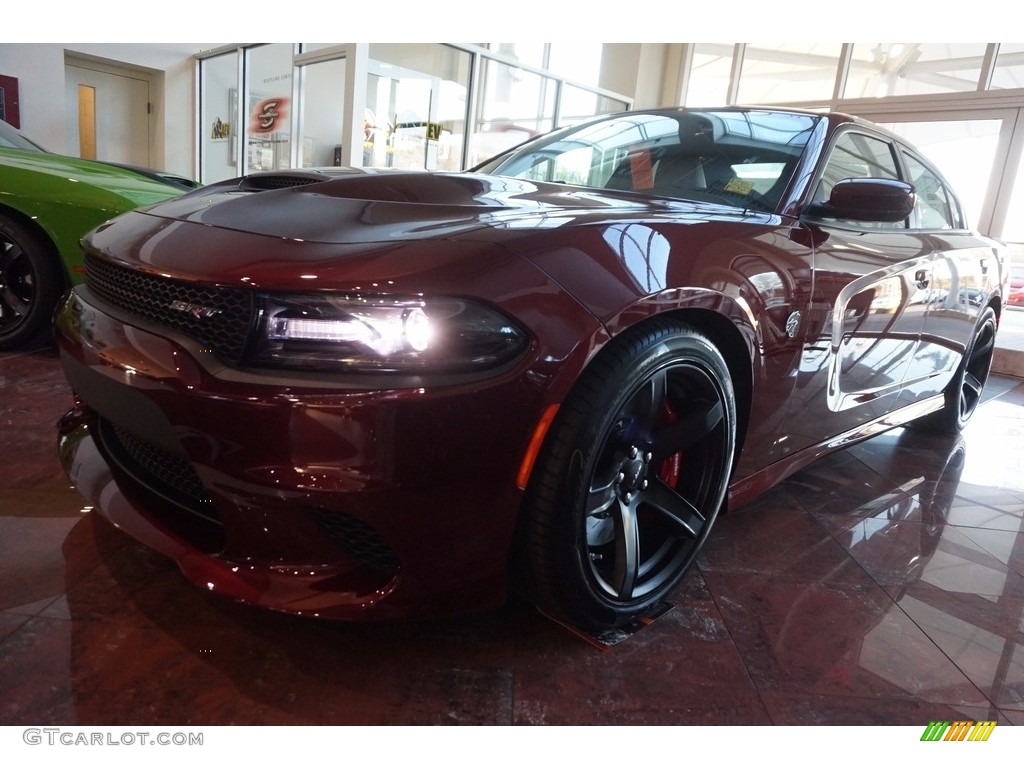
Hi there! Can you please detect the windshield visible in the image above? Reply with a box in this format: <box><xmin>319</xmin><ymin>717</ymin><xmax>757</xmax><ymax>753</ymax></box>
<box><xmin>0</xmin><ymin>119</ymin><xmax>45</xmax><ymax>151</ymax></box>
<box><xmin>474</xmin><ymin>109</ymin><xmax>820</xmax><ymax>213</ymax></box>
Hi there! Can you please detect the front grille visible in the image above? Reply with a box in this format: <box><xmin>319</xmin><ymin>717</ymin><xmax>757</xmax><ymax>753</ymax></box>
<box><xmin>84</xmin><ymin>254</ymin><xmax>254</xmax><ymax>363</ymax></box>
<box><xmin>97</xmin><ymin>418</ymin><xmax>220</xmax><ymax>526</ymax></box>
<box><xmin>306</xmin><ymin>506</ymin><xmax>400</xmax><ymax>573</ymax></box>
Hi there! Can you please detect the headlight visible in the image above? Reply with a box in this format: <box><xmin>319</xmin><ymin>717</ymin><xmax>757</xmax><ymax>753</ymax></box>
<box><xmin>251</xmin><ymin>294</ymin><xmax>529</xmax><ymax>373</ymax></box>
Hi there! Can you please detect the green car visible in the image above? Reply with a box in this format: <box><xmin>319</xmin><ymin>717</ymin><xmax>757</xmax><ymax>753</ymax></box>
<box><xmin>0</xmin><ymin>118</ymin><xmax>195</xmax><ymax>349</ymax></box>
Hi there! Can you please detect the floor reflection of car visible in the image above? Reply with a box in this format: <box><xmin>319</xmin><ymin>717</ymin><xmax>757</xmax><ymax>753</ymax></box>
<box><xmin>765</xmin><ymin>430</ymin><xmax>967</xmax><ymax>688</ymax></box>
<box><xmin>0</xmin><ymin>118</ymin><xmax>196</xmax><ymax>349</ymax></box>
<box><xmin>842</xmin><ymin>433</ymin><xmax>965</xmax><ymax>592</ymax></box>
<box><xmin>55</xmin><ymin>107</ymin><xmax>1009</xmax><ymax>632</ymax></box>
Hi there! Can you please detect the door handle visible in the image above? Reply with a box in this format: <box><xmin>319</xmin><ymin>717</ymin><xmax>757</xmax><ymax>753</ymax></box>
<box><xmin>915</xmin><ymin>269</ymin><xmax>929</xmax><ymax>290</ymax></box>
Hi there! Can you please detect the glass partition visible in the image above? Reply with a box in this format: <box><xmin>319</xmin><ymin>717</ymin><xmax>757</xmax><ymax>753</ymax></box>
<box><xmin>548</xmin><ymin>43</ymin><xmax>604</xmax><ymax>86</ymax></box>
<box><xmin>297</xmin><ymin>56</ymin><xmax>346</xmax><ymax>168</ymax></box>
<box><xmin>486</xmin><ymin>43</ymin><xmax>546</xmax><ymax>70</ymax></box>
<box><xmin>364</xmin><ymin>44</ymin><xmax>471</xmax><ymax>171</ymax></box>
<box><xmin>559</xmin><ymin>85</ymin><xmax>627</xmax><ymax>126</ymax></box>
<box><xmin>200</xmin><ymin>50</ymin><xmax>239</xmax><ymax>183</ymax></box>
<box><xmin>470</xmin><ymin>58</ymin><xmax>556</xmax><ymax>167</ymax></box>
<box><xmin>198</xmin><ymin>43</ymin><xmax>630</xmax><ymax>181</ymax></box>
<box><xmin>245</xmin><ymin>43</ymin><xmax>294</xmax><ymax>174</ymax></box>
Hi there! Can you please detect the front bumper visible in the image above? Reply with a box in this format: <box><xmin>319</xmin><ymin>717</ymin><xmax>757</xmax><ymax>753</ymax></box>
<box><xmin>55</xmin><ymin>287</ymin><xmax>543</xmax><ymax>620</ymax></box>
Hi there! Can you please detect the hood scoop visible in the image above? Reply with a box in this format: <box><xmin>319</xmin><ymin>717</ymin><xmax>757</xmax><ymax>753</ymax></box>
<box><xmin>238</xmin><ymin>171</ymin><xmax>332</xmax><ymax>191</ymax></box>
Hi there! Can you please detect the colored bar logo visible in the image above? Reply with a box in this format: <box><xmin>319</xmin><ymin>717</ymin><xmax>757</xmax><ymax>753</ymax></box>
<box><xmin>921</xmin><ymin>721</ymin><xmax>997</xmax><ymax>741</ymax></box>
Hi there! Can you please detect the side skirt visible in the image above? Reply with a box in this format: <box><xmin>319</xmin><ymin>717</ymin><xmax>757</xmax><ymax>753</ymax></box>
<box><xmin>727</xmin><ymin>393</ymin><xmax>945</xmax><ymax>511</ymax></box>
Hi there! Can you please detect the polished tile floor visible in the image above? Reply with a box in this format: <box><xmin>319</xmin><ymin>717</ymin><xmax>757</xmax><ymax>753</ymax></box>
<box><xmin>2</xmin><ymin>346</ymin><xmax>1023</xmax><ymax>726</ymax></box>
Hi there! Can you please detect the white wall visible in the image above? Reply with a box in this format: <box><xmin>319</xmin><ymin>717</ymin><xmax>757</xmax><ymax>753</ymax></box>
<box><xmin>0</xmin><ymin>45</ymin><xmax>66</xmax><ymax>149</ymax></box>
<box><xmin>0</xmin><ymin>43</ymin><xmax>222</xmax><ymax>177</ymax></box>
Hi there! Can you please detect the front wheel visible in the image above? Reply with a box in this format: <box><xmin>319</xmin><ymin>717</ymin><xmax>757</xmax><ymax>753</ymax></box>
<box><xmin>0</xmin><ymin>213</ymin><xmax>63</xmax><ymax>350</ymax></box>
<box><xmin>521</xmin><ymin>319</ymin><xmax>736</xmax><ymax>630</ymax></box>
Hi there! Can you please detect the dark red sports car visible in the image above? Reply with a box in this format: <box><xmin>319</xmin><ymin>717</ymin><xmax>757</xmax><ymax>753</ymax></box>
<box><xmin>55</xmin><ymin>108</ymin><xmax>1010</xmax><ymax>630</ymax></box>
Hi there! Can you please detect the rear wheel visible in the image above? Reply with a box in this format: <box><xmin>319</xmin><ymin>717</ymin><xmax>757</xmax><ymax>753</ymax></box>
<box><xmin>0</xmin><ymin>213</ymin><xmax>62</xmax><ymax>350</ymax></box>
<box><xmin>522</xmin><ymin>319</ymin><xmax>736</xmax><ymax>630</ymax></box>
<box><xmin>916</xmin><ymin>306</ymin><xmax>997</xmax><ymax>434</ymax></box>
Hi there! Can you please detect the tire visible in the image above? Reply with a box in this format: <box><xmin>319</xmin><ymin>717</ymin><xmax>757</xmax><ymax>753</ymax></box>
<box><xmin>916</xmin><ymin>306</ymin><xmax>997</xmax><ymax>435</ymax></box>
<box><xmin>0</xmin><ymin>212</ymin><xmax>63</xmax><ymax>350</ymax></box>
<box><xmin>522</xmin><ymin>318</ymin><xmax>736</xmax><ymax>630</ymax></box>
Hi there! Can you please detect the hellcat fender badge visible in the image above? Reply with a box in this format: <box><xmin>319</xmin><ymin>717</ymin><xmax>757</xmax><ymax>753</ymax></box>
<box><xmin>785</xmin><ymin>311</ymin><xmax>801</xmax><ymax>339</ymax></box>
<box><xmin>169</xmin><ymin>299</ymin><xmax>223</xmax><ymax>319</ymax></box>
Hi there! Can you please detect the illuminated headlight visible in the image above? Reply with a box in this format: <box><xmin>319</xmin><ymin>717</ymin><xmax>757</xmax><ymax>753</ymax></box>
<box><xmin>252</xmin><ymin>294</ymin><xmax>529</xmax><ymax>373</ymax></box>
<box><xmin>268</xmin><ymin>306</ymin><xmax>431</xmax><ymax>354</ymax></box>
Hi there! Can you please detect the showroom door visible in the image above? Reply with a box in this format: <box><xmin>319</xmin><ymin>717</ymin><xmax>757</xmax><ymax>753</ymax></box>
<box><xmin>64</xmin><ymin>62</ymin><xmax>151</xmax><ymax>166</ymax></box>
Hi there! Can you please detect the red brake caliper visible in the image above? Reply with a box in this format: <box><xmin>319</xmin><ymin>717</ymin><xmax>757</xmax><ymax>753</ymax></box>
<box><xmin>658</xmin><ymin>401</ymin><xmax>682</xmax><ymax>487</ymax></box>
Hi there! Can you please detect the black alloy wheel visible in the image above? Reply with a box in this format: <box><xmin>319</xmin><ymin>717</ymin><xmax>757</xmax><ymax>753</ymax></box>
<box><xmin>954</xmin><ymin>307</ymin><xmax>997</xmax><ymax>426</ymax></box>
<box><xmin>0</xmin><ymin>213</ymin><xmax>62</xmax><ymax>350</ymax></box>
<box><xmin>522</xmin><ymin>319</ymin><xmax>736</xmax><ymax>630</ymax></box>
<box><xmin>916</xmin><ymin>306</ymin><xmax>997</xmax><ymax>435</ymax></box>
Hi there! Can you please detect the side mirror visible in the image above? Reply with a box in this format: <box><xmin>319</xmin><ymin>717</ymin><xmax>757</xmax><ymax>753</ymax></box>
<box><xmin>805</xmin><ymin>178</ymin><xmax>916</xmax><ymax>223</ymax></box>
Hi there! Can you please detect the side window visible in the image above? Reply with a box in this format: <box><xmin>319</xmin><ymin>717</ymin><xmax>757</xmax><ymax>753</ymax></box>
<box><xmin>903</xmin><ymin>152</ymin><xmax>957</xmax><ymax>230</ymax></box>
<box><xmin>814</xmin><ymin>132</ymin><xmax>901</xmax><ymax>201</ymax></box>
<box><xmin>813</xmin><ymin>131</ymin><xmax>904</xmax><ymax>228</ymax></box>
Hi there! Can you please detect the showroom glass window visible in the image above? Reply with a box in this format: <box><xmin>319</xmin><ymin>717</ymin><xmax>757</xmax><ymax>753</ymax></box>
<box><xmin>470</xmin><ymin>58</ymin><xmax>557</xmax><ymax>167</ymax></box>
<box><xmin>684</xmin><ymin>44</ymin><xmax>734</xmax><ymax>106</ymax></box>
<box><xmin>560</xmin><ymin>85</ymin><xmax>628</xmax><ymax>127</ymax></box>
<box><xmin>737</xmin><ymin>43</ymin><xmax>842</xmax><ymax>105</ymax></box>
<box><xmin>990</xmin><ymin>43</ymin><xmax>1024</xmax><ymax>89</ymax></box>
<box><xmin>200</xmin><ymin>51</ymin><xmax>239</xmax><ymax>183</ymax></box>
<box><xmin>296</xmin><ymin>56</ymin><xmax>346</xmax><ymax>168</ymax></box>
<box><xmin>245</xmin><ymin>44</ymin><xmax>294</xmax><ymax>174</ymax></box>
<box><xmin>844</xmin><ymin>44</ymin><xmax>988</xmax><ymax>98</ymax></box>
<box><xmin>486</xmin><ymin>43</ymin><xmax>546</xmax><ymax>70</ymax></box>
<box><xmin>547</xmin><ymin>44</ymin><xmax>603</xmax><ymax>86</ymax></box>
<box><xmin>198</xmin><ymin>43</ymin><xmax>628</xmax><ymax>180</ymax></box>
<box><xmin>364</xmin><ymin>44</ymin><xmax>471</xmax><ymax>172</ymax></box>
<box><xmin>485</xmin><ymin>43</ymin><xmax>603</xmax><ymax>86</ymax></box>
<box><xmin>998</xmin><ymin>151</ymin><xmax>1024</xmax><ymax>242</ymax></box>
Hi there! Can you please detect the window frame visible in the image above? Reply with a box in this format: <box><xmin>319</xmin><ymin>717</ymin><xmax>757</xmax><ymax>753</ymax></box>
<box><xmin>806</xmin><ymin>126</ymin><xmax>909</xmax><ymax>232</ymax></box>
<box><xmin>893</xmin><ymin>143</ymin><xmax>968</xmax><ymax>232</ymax></box>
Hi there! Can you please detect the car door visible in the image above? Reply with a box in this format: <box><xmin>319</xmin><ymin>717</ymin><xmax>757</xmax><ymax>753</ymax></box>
<box><xmin>894</xmin><ymin>147</ymin><xmax>999</xmax><ymax>406</ymax></box>
<box><xmin>784</xmin><ymin>128</ymin><xmax>932</xmax><ymax>450</ymax></box>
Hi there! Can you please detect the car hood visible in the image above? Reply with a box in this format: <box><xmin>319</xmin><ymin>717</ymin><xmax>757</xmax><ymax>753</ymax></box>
<box><xmin>135</xmin><ymin>168</ymin><xmax>730</xmax><ymax>244</ymax></box>
<box><xmin>0</xmin><ymin>147</ymin><xmax>184</xmax><ymax>203</ymax></box>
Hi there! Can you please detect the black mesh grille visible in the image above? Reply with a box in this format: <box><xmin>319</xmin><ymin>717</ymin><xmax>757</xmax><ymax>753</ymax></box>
<box><xmin>84</xmin><ymin>254</ymin><xmax>254</xmax><ymax>363</ymax></box>
<box><xmin>306</xmin><ymin>507</ymin><xmax>400</xmax><ymax>573</ymax></box>
<box><xmin>239</xmin><ymin>174</ymin><xmax>323</xmax><ymax>191</ymax></box>
<box><xmin>97</xmin><ymin>418</ymin><xmax>220</xmax><ymax>526</ymax></box>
